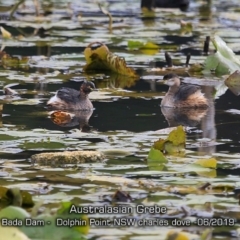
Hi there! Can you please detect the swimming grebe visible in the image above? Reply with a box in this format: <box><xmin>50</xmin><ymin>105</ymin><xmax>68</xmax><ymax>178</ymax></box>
<box><xmin>161</xmin><ymin>74</ymin><xmax>208</xmax><ymax>108</ymax></box>
<box><xmin>47</xmin><ymin>81</ymin><xmax>95</xmax><ymax>110</ymax></box>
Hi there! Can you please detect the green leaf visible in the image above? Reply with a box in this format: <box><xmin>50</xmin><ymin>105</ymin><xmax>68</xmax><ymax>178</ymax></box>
<box><xmin>212</xmin><ymin>35</ymin><xmax>240</xmax><ymax>65</ymax></box>
<box><xmin>128</xmin><ymin>40</ymin><xmax>144</xmax><ymax>49</ymax></box>
<box><xmin>0</xmin><ymin>206</ymin><xmax>30</xmax><ymax>220</ymax></box>
<box><xmin>204</xmin><ymin>35</ymin><xmax>240</xmax><ymax>74</ymax></box>
<box><xmin>147</xmin><ymin>147</ymin><xmax>168</xmax><ymax>163</ymax></box>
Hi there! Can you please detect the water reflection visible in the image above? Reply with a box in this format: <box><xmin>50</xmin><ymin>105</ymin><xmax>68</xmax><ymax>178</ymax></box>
<box><xmin>92</xmin><ymin>73</ymin><xmax>139</xmax><ymax>89</ymax></box>
<box><xmin>160</xmin><ymin>85</ymin><xmax>216</xmax><ymax>155</ymax></box>
<box><xmin>161</xmin><ymin>107</ymin><xmax>207</xmax><ymax>127</ymax></box>
<box><xmin>199</xmin><ymin>86</ymin><xmax>216</xmax><ymax>155</ymax></box>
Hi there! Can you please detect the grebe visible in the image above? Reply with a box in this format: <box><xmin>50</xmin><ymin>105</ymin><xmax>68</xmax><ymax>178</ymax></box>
<box><xmin>47</xmin><ymin>81</ymin><xmax>95</xmax><ymax>110</ymax></box>
<box><xmin>161</xmin><ymin>74</ymin><xmax>208</xmax><ymax>109</ymax></box>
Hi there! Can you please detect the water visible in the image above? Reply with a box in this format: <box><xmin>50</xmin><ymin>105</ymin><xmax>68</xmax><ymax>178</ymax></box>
<box><xmin>1</xmin><ymin>0</ymin><xmax>240</xmax><ymax>239</ymax></box>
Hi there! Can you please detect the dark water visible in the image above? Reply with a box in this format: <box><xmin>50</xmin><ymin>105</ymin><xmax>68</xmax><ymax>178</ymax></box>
<box><xmin>2</xmin><ymin>70</ymin><xmax>240</xmax><ymax>139</ymax></box>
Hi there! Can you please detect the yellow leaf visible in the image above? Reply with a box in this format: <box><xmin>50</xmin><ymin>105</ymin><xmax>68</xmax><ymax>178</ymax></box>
<box><xmin>168</xmin><ymin>186</ymin><xmax>197</xmax><ymax>195</ymax></box>
<box><xmin>83</xmin><ymin>42</ymin><xmax>138</xmax><ymax>77</ymax></box>
<box><xmin>0</xmin><ymin>26</ymin><xmax>12</xmax><ymax>39</ymax></box>
<box><xmin>166</xmin><ymin>230</ymin><xmax>190</xmax><ymax>240</ymax></box>
<box><xmin>194</xmin><ymin>158</ymin><xmax>217</xmax><ymax>168</ymax></box>
<box><xmin>166</xmin><ymin>125</ymin><xmax>186</xmax><ymax>146</ymax></box>
<box><xmin>74</xmin><ymin>215</ymin><xmax>89</xmax><ymax>235</ymax></box>
<box><xmin>224</xmin><ymin>70</ymin><xmax>240</xmax><ymax>96</ymax></box>
<box><xmin>84</xmin><ymin>42</ymin><xmax>109</xmax><ymax>64</ymax></box>
<box><xmin>200</xmin><ymin>228</ymin><xmax>212</xmax><ymax>240</ymax></box>
<box><xmin>153</xmin><ymin>138</ymin><xmax>166</xmax><ymax>151</ymax></box>
<box><xmin>0</xmin><ymin>226</ymin><xmax>30</xmax><ymax>240</ymax></box>
<box><xmin>141</xmin><ymin>42</ymin><xmax>159</xmax><ymax>49</ymax></box>
<box><xmin>180</xmin><ymin>20</ymin><xmax>193</xmax><ymax>33</ymax></box>
<box><xmin>140</xmin><ymin>48</ymin><xmax>159</xmax><ymax>55</ymax></box>
<box><xmin>197</xmin><ymin>169</ymin><xmax>216</xmax><ymax>178</ymax></box>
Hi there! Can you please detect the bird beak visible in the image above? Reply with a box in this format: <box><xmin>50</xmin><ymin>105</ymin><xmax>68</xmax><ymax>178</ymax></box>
<box><xmin>156</xmin><ymin>79</ymin><xmax>165</xmax><ymax>84</ymax></box>
<box><xmin>89</xmin><ymin>87</ymin><xmax>98</xmax><ymax>91</ymax></box>
<box><xmin>159</xmin><ymin>79</ymin><xmax>168</xmax><ymax>85</ymax></box>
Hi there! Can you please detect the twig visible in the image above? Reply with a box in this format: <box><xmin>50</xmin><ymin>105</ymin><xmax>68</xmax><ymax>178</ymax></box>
<box><xmin>10</xmin><ymin>0</ymin><xmax>26</xmax><ymax>19</ymax></box>
<box><xmin>185</xmin><ymin>53</ymin><xmax>191</xmax><ymax>67</ymax></box>
<box><xmin>33</xmin><ymin>0</ymin><xmax>40</xmax><ymax>16</ymax></box>
<box><xmin>203</xmin><ymin>36</ymin><xmax>210</xmax><ymax>55</ymax></box>
<box><xmin>165</xmin><ymin>52</ymin><xmax>173</xmax><ymax>67</ymax></box>
<box><xmin>98</xmin><ymin>3</ymin><xmax>112</xmax><ymax>32</ymax></box>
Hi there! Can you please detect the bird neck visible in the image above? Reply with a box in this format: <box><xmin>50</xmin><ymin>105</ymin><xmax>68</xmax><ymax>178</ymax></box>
<box><xmin>168</xmin><ymin>85</ymin><xmax>179</xmax><ymax>95</ymax></box>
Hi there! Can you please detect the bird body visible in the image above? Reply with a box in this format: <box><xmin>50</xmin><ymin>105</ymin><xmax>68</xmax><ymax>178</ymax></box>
<box><xmin>161</xmin><ymin>75</ymin><xmax>208</xmax><ymax>109</ymax></box>
<box><xmin>47</xmin><ymin>81</ymin><xmax>95</xmax><ymax>111</ymax></box>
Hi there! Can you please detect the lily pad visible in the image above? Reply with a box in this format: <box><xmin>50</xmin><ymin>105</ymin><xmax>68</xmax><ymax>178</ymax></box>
<box><xmin>147</xmin><ymin>147</ymin><xmax>168</xmax><ymax>163</ymax></box>
<box><xmin>166</xmin><ymin>125</ymin><xmax>186</xmax><ymax>146</ymax></box>
<box><xmin>194</xmin><ymin>157</ymin><xmax>217</xmax><ymax>169</ymax></box>
<box><xmin>224</xmin><ymin>70</ymin><xmax>240</xmax><ymax>95</ymax></box>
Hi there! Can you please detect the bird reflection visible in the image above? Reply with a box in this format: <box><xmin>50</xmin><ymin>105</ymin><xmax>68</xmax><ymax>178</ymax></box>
<box><xmin>161</xmin><ymin>107</ymin><xmax>207</xmax><ymax>127</ymax></box>
<box><xmin>161</xmin><ymin>85</ymin><xmax>216</xmax><ymax>155</ymax></box>
<box><xmin>49</xmin><ymin>110</ymin><xmax>93</xmax><ymax>132</ymax></box>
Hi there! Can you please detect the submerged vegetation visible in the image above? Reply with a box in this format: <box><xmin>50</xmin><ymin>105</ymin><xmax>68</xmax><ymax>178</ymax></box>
<box><xmin>0</xmin><ymin>0</ymin><xmax>240</xmax><ymax>239</ymax></box>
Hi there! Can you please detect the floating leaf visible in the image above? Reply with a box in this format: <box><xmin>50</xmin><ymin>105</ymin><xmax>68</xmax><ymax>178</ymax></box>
<box><xmin>166</xmin><ymin>125</ymin><xmax>186</xmax><ymax>146</ymax></box>
<box><xmin>153</xmin><ymin>138</ymin><xmax>165</xmax><ymax>151</ymax></box>
<box><xmin>128</xmin><ymin>40</ymin><xmax>159</xmax><ymax>50</ymax></box>
<box><xmin>21</xmin><ymin>214</ymin><xmax>86</xmax><ymax>240</ymax></box>
<box><xmin>164</xmin><ymin>141</ymin><xmax>185</xmax><ymax>155</ymax></box>
<box><xmin>0</xmin><ymin>26</ymin><xmax>12</xmax><ymax>39</ymax></box>
<box><xmin>142</xmin><ymin>42</ymin><xmax>159</xmax><ymax>49</ymax></box>
<box><xmin>128</xmin><ymin>40</ymin><xmax>144</xmax><ymax>49</ymax></box>
<box><xmin>194</xmin><ymin>158</ymin><xmax>217</xmax><ymax>169</ymax></box>
<box><xmin>0</xmin><ymin>206</ymin><xmax>30</xmax><ymax>220</ymax></box>
<box><xmin>224</xmin><ymin>70</ymin><xmax>240</xmax><ymax>95</ymax></box>
<box><xmin>0</xmin><ymin>226</ymin><xmax>30</xmax><ymax>240</ymax></box>
<box><xmin>180</xmin><ymin>20</ymin><xmax>193</xmax><ymax>33</ymax></box>
<box><xmin>57</xmin><ymin>202</ymin><xmax>89</xmax><ymax>235</ymax></box>
<box><xmin>0</xmin><ymin>187</ymin><xmax>34</xmax><ymax>208</ymax></box>
<box><xmin>200</xmin><ymin>228</ymin><xmax>212</xmax><ymax>240</ymax></box>
<box><xmin>21</xmin><ymin>141</ymin><xmax>65</xmax><ymax>150</ymax></box>
<box><xmin>1</xmin><ymin>53</ymin><xmax>29</xmax><ymax>68</ymax></box>
<box><xmin>204</xmin><ymin>35</ymin><xmax>240</xmax><ymax>74</ymax></box>
<box><xmin>83</xmin><ymin>42</ymin><xmax>138</xmax><ymax>77</ymax></box>
<box><xmin>166</xmin><ymin>230</ymin><xmax>190</xmax><ymax>240</ymax></box>
<box><xmin>128</xmin><ymin>40</ymin><xmax>159</xmax><ymax>55</ymax></box>
<box><xmin>50</xmin><ymin>111</ymin><xmax>73</xmax><ymax>125</ymax></box>
<box><xmin>0</xmin><ymin>204</ymin><xmax>87</xmax><ymax>239</ymax></box>
<box><xmin>147</xmin><ymin>147</ymin><xmax>168</xmax><ymax>163</ymax></box>
<box><xmin>212</xmin><ymin>35</ymin><xmax>240</xmax><ymax>65</ymax></box>
<box><xmin>148</xmin><ymin>126</ymin><xmax>186</xmax><ymax>159</ymax></box>
<box><xmin>197</xmin><ymin>170</ymin><xmax>217</xmax><ymax>178</ymax></box>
